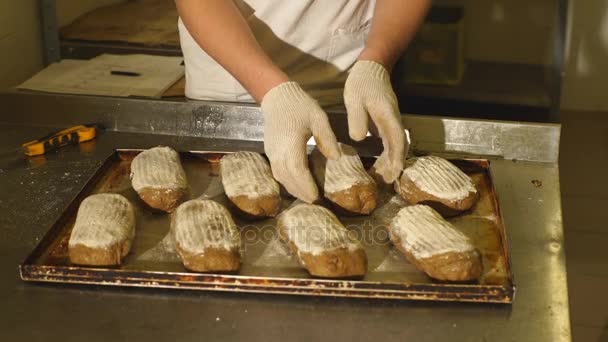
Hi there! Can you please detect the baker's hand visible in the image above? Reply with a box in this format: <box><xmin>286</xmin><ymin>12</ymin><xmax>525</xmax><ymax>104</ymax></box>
<box><xmin>261</xmin><ymin>82</ymin><xmax>341</xmax><ymax>203</ymax></box>
<box><xmin>344</xmin><ymin>60</ymin><xmax>407</xmax><ymax>183</ymax></box>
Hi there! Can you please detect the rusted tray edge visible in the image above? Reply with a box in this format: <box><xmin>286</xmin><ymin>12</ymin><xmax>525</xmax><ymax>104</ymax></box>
<box><xmin>19</xmin><ymin>266</ymin><xmax>513</xmax><ymax>304</ymax></box>
<box><xmin>20</xmin><ymin>264</ymin><xmax>512</xmax><ymax>292</ymax></box>
<box><xmin>486</xmin><ymin>161</ymin><xmax>517</xmax><ymax>301</ymax></box>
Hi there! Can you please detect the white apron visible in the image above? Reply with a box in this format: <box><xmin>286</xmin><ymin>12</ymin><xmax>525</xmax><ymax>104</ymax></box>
<box><xmin>178</xmin><ymin>0</ymin><xmax>375</xmax><ymax>107</ymax></box>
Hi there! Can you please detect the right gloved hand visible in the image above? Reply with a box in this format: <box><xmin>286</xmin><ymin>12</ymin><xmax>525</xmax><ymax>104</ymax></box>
<box><xmin>344</xmin><ymin>60</ymin><xmax>407</xmax><ymax>184</ymax></box>
<box><xmin>261</xmin><ymin>82</ymin><xmax>341</xmax><ymax>203</ymax></box>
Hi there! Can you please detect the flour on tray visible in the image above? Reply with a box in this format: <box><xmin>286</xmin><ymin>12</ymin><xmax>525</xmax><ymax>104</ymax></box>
<box><xmin>137</xmin><ymin>231</ymin><xmax>181</xmax><ymax>262</ymax></box>
<box><xmin>252</xmin><ymin>235</ymin><xmax>299</xmax><ymax>267</ymax></box>
<box><xmin>373</xmin><ymin>248</ymin><xmax>415</xmax><ymax>273</ymax></box>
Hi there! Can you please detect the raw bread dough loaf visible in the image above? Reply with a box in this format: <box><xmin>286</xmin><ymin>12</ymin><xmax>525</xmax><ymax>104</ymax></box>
<box><xmin>395</xmin><ymin>156</ymin><xmax>478</xmax><ymax>216</ymax></box>
<box><xmin>172</xmin><ymin>199</ymin><xmax>241</xmax><ymax>272</ymax></box>
<box><xmin>277</xmin><ymin>204</ymin><xmax>367</xmax><ymax>278</ymax></box>
<box><xmin>389</xmin><ymin>204</ymin><xmax>482</xmax><ymax>281</ymax></box>
<box><xmin>130</xmin><ymin>146</ymin><xmax>188</xmax><ymax>212</ymax></box>
<box><xmin>310</xmin><ymin>143</ymin><xmax>377</xmax><ymax>214</ymax></box>
<box><xmin>220</xmin><ymin>151</ymin><xmax>281</xmax><ymax>217</ymax></box>
<box><xmin>68</xmin><ymin>193</ymin><xmax>136</xmax><ymax>266</ymax></box>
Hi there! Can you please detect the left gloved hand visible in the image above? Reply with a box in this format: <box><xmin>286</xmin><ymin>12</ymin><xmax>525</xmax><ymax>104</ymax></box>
<box><xmin>261</xmin><ymin>82</ymin><xmax>341</xmax><ymax>203</ymax></box>
<box><xmin>344</xmin><ymin>60</ymin><xmax>408</xmax><ymax>183</ymax></box>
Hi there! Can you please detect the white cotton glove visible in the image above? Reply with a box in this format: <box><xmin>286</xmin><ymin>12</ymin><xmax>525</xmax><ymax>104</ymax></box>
<box><xmin>344</xmin><ymin>60</ymin><xmax>408</xmax><ymax>184</ymax></box>
<box><xmin>261</xmin><ymin>82</ymin><xmax>341</xmax><ymax>203</ymax></box>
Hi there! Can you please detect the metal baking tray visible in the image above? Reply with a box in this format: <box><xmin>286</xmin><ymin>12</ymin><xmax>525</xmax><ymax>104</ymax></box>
<box><xmin>20</xmin><ymin>149</ymin><xmax>515</xmax><ymax>303</ymax></box>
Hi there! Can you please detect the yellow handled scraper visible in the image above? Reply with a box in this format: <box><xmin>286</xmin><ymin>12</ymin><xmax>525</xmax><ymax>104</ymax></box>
<box><xmin>21</xmin><ymin>125</ymin><xmax>97</xmax><ymax>157</ymax></box>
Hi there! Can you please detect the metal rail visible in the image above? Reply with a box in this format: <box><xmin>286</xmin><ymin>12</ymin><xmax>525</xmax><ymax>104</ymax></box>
<box><xmin>40</xmin><ymin>0</ymin><xmax>61</xmax><ymax>64</ymax></box>
<box><xmin>0</xmin><ymin>90</ymin><xmax>560</xmax><ymax>163</ymax></box>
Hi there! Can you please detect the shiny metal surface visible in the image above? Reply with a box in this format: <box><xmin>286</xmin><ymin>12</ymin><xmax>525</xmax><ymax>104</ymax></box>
<box><xmin>0</xmin><ymin>96</ymin><xmax>568</xmax><ymax>340</ymax></box>
<box><xmin>0</xmin><ymin>91</ymin><xmax>560</xmax><ymax>162</ymax></box>
<box><xmin>21</xmin><ymin>152</ymin><xmax>513</xmax><ymax>303</ymax></box>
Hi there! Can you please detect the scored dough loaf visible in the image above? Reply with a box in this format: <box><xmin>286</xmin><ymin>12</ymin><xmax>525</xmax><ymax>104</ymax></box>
<box><xmin>277</xmin><ymin>204</ymin><xmax>367</xmax><ymax>278</ymax></box>
<box><xmin>220</xmin><ymin>151</ymin><xmax>281</xmax><ymax>217</ymax></box>
<box><xmin>130</xmin><ymin>146</ymin><xmax>188</xmax><ymax>212</ymax></box>
<box><xmin>172</xmin><ymin>199</ymin><xmax>241</xmax><ymax>272</ymax></box>
<box><xmin>68</xmin><ymin>193</ymin><xmax>136</xmax><ymax>266</ymax></box>
<box><xmin>389</xmin><ymin>204</ymin><xmax>482</xmax><ymax>281</ymax></box>
<box><xmin>310</xmin><ymin>143</ymin><xmax>377</xmax><ymax>214</ymax></box>
<box><xmin>395</xmin><ymin>156</ymin><xmax>478</xmax><ymax>216</ymax></box>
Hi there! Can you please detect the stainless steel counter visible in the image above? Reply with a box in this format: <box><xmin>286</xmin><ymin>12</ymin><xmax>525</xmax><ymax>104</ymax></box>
<box><xmin>0</xmin><ymin>92</ymin><xmax>569</xmax><ymax>341</ymax></box>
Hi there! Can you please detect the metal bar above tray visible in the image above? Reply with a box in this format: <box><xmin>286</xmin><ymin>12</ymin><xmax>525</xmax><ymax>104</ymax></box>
<box><xmin>0</xmin><ymin>91</ymin><xmax>561</xmax><ymax>163</ymax></box>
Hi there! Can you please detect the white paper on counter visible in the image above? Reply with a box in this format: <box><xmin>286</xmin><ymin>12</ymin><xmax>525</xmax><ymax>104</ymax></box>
<box><xmin>18</xmin><ymin>54</ymin><xmax>184</xmax><ymax>98</ymax></box>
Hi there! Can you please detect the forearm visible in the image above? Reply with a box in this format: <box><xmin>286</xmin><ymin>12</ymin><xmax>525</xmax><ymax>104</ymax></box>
<box><xmin>175</xmin><ymin>0</ymin><xmax>288</xmax><ymax>102</ymax></box>
<box><xmin>359</xmin><ymin>0</ymin><xmax>431</xmax><ymax>71</ymax></box>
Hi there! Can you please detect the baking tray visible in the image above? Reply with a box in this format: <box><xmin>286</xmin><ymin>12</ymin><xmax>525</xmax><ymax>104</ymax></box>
<box><xmin>20</xmin><ymin>150</ymin><xmax>515</xmax><ymax>303</ymax></box>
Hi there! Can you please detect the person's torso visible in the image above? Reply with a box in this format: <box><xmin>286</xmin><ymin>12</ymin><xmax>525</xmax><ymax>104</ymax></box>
<box><xmin>178</xmin><ymin>0</ymin><xmax>375</xmax><ymax>106</ymax></box>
